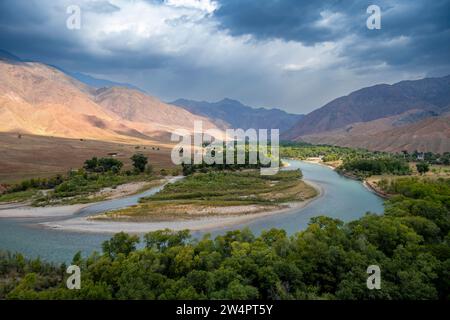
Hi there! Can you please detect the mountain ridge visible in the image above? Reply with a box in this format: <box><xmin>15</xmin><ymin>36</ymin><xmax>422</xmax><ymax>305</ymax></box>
<box><xmin>284</xmin><ymin>75</ymin><xmax>450</xmax><ymax>139</ymax></box>
<box><xmin>171</xmin><ymin>98</ymin><xmax>303</xmax><ymax>131</ymax></box>
<box><xmin>301</xmin><ymin>114</ymin><xmax>450</xmax><ymax>154</ymax></box>
<box><xmin>283</xmin><ymin>75</ymin><xmax>450</xmax><ymax>153</ymax></box>
<box><xmin>0</xmin><ymin>58</ymin><xmax>220</xmax><ymax>143</ymax></box>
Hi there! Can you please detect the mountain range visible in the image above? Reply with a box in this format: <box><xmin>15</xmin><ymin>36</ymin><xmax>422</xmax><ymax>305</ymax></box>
<box><xmin>283</xmin><ymin>76</ymin><xmax>450</xmax><ymax>153</ymax></box>
<box><xmin>0</xmin><ymin>53</ymin><xmax>218</xmax><ymax>143</ymax></box>
<box><xmin>0</xmin><ymin>49</ymin><xmax>142</xmax><ymax>92</ymax></box>
<box><xmin>0</xmin><ymin>50</ymin><xmax>303</xmax><ymax>144</ymax></box>
<box><xmin>171</xmin><ymin>98</ymin><xmax>303</xmax><ymax>131</ymax></box>
<box><xmin>0</xmin><ymin>49</ymin><xmax>449</xmax><ymax>153</ymax></box>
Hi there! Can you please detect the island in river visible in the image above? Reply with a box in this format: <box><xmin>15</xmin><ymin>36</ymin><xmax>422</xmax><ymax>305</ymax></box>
<box><xmin>0</xmin><ymin>165</ymin><xmax>323</xmax><ymax>235</ymax></box>
<box><xmin>23</xmin><ymin>169</ymin><xmax>321</xmax><ymax>234</ymax></box>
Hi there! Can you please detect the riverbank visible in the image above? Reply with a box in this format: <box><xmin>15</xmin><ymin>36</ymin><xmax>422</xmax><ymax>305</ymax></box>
<box><xmin>363</xmin><ymin>180</ymin><xmax>391</xmax><ymax>199</ymax></box>
<box><xmin>301</xmin><ymin>157</ymin><xmax>340</xmax><ymax>170</ymax></box>
<box><xmin>0</xmin><ymin>202</ymin><xmax>90</xmax><ymax>218</ymax></box>
<box><xmin>40</xmin><ymin>179</ymin><xmax>324</xmax><ymax>234</ymax></box>
<box><xmin>301</xmin><ymin>158</ymin><xmax>390</xmax><ymax>200</ymax></box>
<box><xmin>0</xmin><ymin>179</ymin><xmax>169</xmax><ymax>218</ymax></box>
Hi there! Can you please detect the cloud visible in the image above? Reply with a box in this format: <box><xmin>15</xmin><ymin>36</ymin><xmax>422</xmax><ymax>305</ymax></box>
<box><xmin>165</xmin><ymin>0</ymin><xmax>219</xmax><ymax>13</ymax></box>
<box><xmin>0</xmin><ymin>0</ymin><xmax>448</xmax><ymax>113</ymax></box>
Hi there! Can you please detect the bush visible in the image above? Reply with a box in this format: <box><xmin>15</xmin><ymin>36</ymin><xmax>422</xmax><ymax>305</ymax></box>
<box><xmin>83</xmin><ymin>157</ymin><xmax>123</xmax><ymax>173</ymax></box>
<box><xmin>131</xmin><ymin>153</ymin><xmax>148</xmax><ymax>173</ymax></box>
<box><xmin>416</xmin><ymin>162</ymin><xmax>430</xmax><ymax>175</ymax></box>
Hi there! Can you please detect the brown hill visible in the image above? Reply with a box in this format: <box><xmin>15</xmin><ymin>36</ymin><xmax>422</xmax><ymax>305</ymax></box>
<box><xmin>284</xmin><ymin>75</ymin><xmax>450</xmax><ymax>139</ymax></box>
<box><xmin>94</xmin><ymin>87</ymin><xmax>218</xmax><ymax>135</ymax></box>
<box><xmin>300</xmin><ymin>115</ymin><xmax>450</xmax><ymax>154</ymax></box>
<box><xmin>0</xmin><ymin>60</ymin><xmax>219</xmax><ymax>143</ymax></box>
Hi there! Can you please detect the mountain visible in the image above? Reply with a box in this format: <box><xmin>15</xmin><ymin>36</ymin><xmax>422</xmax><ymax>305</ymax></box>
<box><xmin>284</xmin><ymin>76</ymin><xmax>450</xmax><ymax>153</ymax></box>
<box><xmin>66</xmin><ymin>71</ymin><xmax>144</xmax><ymax>92</ymax></box>
<box><xmin>94</xmin><ymin>87</ymin><xmax>218</xmax><ymax>136</ymax></box>
<box><xmin>301</xmin><ymin>114</ymin><xmax>450</xmax><ymax>154</ymax></box>
<box><xmin>284</xmin><ymin>75</ymin><xmax>450</xmax><ymax>139</ymax></box>
<box><xmin>0</xmin><ymin>49</ymin><xmax>142</xmax><ymax>92</ymax></box>
<box><xmin>171</xmin><ymin>98</ymin><xmax>303</xmax><ymax>131</ymax></box>
<box><xmin>0</xmin><ymin>49</ymin><xmax>22</xmax><ymax>62</ymax></box>
<box><xmin>0</xmin><ymin>58</ymin><xmax>220</xmax><ymax>143</ymax></box>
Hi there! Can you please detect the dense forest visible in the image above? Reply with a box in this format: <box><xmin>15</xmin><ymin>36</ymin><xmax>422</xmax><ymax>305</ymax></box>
<box><xmin>339</xmin><ymin>158</ymin><xmax>412</xmax><ymax>178</ymax></box>
<box><xmin>1</xmin><ymin>178</ymin><xmax>449</xmax><ymax>300</ymax></box>
<box><xmin>281</xmin><ymin>143</ymin><xmax>380</xmax><ymax>162</ymax></box>
<box><xmin>280</xmin><ymin>143</ymin><xmax>449</xmax><ymax>179</ymax></box>
<box><xmin>281</xmin><ymin>142</ymin><xmax>450</xmax><ymax>165</ymax></box>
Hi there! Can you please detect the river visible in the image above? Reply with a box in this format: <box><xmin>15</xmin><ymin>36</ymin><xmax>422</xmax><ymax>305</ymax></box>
<box><xmin>0</xmin><ymin>160</ymin><xmax>384</xmax><ymax>263</ymax></box>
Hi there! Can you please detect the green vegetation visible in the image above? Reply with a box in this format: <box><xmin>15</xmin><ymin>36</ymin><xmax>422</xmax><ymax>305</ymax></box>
<box><xmin>1</xmin><ymin>175</ymin><xmax>65</xmax><ymax>194</ymax></box>
<box><xmin>281</xmin><ymin>143</ymin><xmax>381</xmax><ymax>162</ymax></box>
<box><xmin>401</xmin><ymin>151</ymin><xmax>450</xmax><ymax>165</ymax></box>
<box><xmin>0</xmin><ymin>153</ymin><xmax>157</xmax><ymax>205</ymax></box>
<box><xmin>416</xmin><ymin>162</ymin><xmax>430</xmax><ymax>175</ymax></box>
<box><xmin>131</xmin><ymin>153</ymin><xmax>148</xmax><ymax>173</ymax></box>
<box><xmin>282</xmin><ymin>143</ymin><xmax>450</xmax><ymax>172</ymax></box>
<box><xmin>0</xmin><ymin>189</ymin><xmax>38</xmax><ymax>204</ymax></box>
<box><xmin>32</xmin><ymin>170</ymin><xmax>156</xmax><ymax>206</ymax></box>
<box><xmin>83</xmin><ymin>157</ymin><xmax>123</xmax><ymax>173</ymax></box>
<box><xmin>0</xmin><ymin>174</ymin><xmax>66</xmax><ymax>204</ymax></box>
<box><xmin>97</xmin><ymin>170</ymin><xmax>317</xmax><ymax>221</ymax></box>
<box><xmin>1</xmin><ymin>176</ymin><xmax>448</xmax><ymax>300</ymax></box>
<box><xmin>379</xmin><ymin>177</ymin><xmax>450</xmax><ymax>231</ymax></box>
<box><xmin>339</xmin><ymin>158</ymin><xmax>411</xmax><ymax>179</ymax></box>
<box><xmin>180</xmin><ymin>142</ymin><xmax>279</xmax><ymax>176</ymax></box>
<box><xmin>281</xmin><ymin>143</ymin><xmax>412</xmax><ymax>179</ymax></box>
<box><xmin>147</xmin><ymin>170</ymin><xmax>305</xmax><ymax>203</ymax></box>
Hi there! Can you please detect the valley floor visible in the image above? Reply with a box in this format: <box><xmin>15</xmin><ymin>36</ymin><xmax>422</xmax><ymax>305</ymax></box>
<box><xmin>0</xmin><ymin>132</ymin><xmax>174</xmax><ymax>183</ymax></box>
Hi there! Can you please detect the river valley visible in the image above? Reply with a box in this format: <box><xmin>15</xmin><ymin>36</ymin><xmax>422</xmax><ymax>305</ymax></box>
<box><xmin>0</xmin><ymin>160</ymin><xmax>384</xmax><ymax>263</ymax></box>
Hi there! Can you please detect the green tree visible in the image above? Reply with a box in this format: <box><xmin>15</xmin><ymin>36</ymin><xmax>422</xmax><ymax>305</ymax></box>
<box><xmin>102</xmin><ymin>232</ymin><xmax>140</xmax><ymax>259</ymax></box>
<box><xmin>144</xmin><ymin>229</ymin><xmax>191</xmax><ymax>251</ymax></box>
<box><xmin>83</xmin><ymin>157</ymin><xmax>123</xmax><ymax>173</ymax></box>
<box><xmin>131</xmin><ymin>153</ymin><xmax>148</xmax><ymax>173</ymax></box>
<box><xmin>83</xmin><ymin>157</ymin><xmax>98</xmax><ymax>171</ymax></box>
<box><xmin>416</xmin><ymin>162</ymin><xmax>430</xmax><ymax>175</ymax></box>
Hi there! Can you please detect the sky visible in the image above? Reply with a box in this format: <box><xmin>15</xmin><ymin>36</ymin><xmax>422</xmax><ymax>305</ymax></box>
<box><xmin>0</xmin><ymin>0</ymin><xmax>449</xmax><ymax>114</ymax></box>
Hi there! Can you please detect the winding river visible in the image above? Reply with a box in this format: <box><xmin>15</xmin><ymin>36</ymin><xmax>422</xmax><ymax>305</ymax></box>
<box><xmin>0</xmin><ymin>160</ymin><xmax>384</xmax><ymax>263</ymax></box>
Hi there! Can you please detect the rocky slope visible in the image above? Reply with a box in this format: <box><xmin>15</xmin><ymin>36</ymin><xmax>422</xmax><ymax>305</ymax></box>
<box><xmin>0</xmin><ymin>59</ymin><xmax>219</xmax><ymax>143</ymax></box>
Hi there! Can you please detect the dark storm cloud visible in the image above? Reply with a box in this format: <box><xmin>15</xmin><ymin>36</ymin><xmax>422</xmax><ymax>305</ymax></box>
<box><xmin>0</xmin><ymin>0</ymin><xmax>169</xmax><ymax>72</ymax></box>
<box><xmin>215</xmin><ymin>0</ymin><xmax>361</xmax><ymax>44</ymax></box>
<box><xmin>0</xmin><ymin>0</ymin><xmax>448</xmax><ymax>112</ymax></box>
<box><xmin>215</xmin><ymin>0</ymin><xmax>450</xmax><ymax>70</ymax></box>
